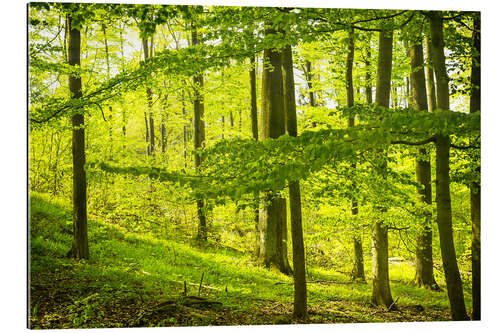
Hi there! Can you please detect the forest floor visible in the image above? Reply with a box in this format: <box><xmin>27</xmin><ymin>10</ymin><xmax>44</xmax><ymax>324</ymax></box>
<box><xmin>28</xmin><ymin>192</ymin><xmax>469</xmax><ymax>329</ymax></box>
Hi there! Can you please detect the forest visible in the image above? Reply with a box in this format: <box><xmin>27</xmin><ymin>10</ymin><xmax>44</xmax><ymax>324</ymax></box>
<box><xmin>28</xmin><ymin>1</ymin><xmax>481</xmax><ymax>329</ymax></box>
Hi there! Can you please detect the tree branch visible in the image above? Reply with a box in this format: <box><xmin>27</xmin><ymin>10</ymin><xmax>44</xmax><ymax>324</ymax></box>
<box><xmin>391</xmin><ymin>136</ymin><xmax>436</xmax><ymax>146</ymax></box>
<box><xmin>450</xmin><ymin>143</ymin><xmax>479</xmax><ymax>150</ymax></box>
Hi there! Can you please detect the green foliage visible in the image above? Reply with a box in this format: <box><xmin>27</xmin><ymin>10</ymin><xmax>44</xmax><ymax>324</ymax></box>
<box><xmin>29</xmin><ymin>4</ymin><xmax>479</xmax><ymax>327</ymax></box>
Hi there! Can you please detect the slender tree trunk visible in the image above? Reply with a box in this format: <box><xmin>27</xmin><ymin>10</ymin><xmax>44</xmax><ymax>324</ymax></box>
<box><xmin>371</xmin><ymin>28</ymin><xmax>394</xmax><ymax>308</ymax></box>
<box><xmin>63</xmin><ymin>15</ymin><xmax>68</xmax><ymax>62</ymax></box>
<box><xmin>305</xmin><ymin>60</ymin><xmax>315</xmax><ymax>108</ymax></box>
<box><xmin>238</xmin><ymin>109</ymin><xmax>242</xmax><ymax>136</ymax></box>
<box><xmin>304</xmin><ymin>60</ymin><xmax>316</xmax><ymax>127</ymax></box>
<box><xmin>364</xmin><ymin>44</ymin><xmax>373</xmax><ymax>104</ymax></box>
<box><xmin>429</xmin><ymin>11</ymin><xmax>469</xmax><ymax>321</ymax></box>
<box><xmin>141</xmin><ymin>38</ymin><xmax>150</xmax><ymax>152</ymax></box>
<box><xmin>161</xmin><ymin>121</ymin><xmax>167</xmax><ymax>153</ymax></box>
<box><xmin>278</xmin><ymin>198</ymin><xmax>292</xmax><ymax>273</ymax></box>
<box><xmin>250</xmin><ymin>54</ymin><xmax>261</xmax><ymax>256</ymax></box>
<box><xmin>149</xmin><ymin>38</ymin><xmax>155</xmax><ymax>154</ymax></box>
<box><xmin>259</xmin><ymin>26</ymin><xmax>290</xmax><ymax>274</ymax></box>
<box><xmin>408</xmin><ymin>41</ymin><xmax>440</xmax><ymax>290</ymax></box>
<box><xmin>144</xmin><ymin>111</ymin><xmax>149</xmax><ymax>152</ymax></box>
<box><xmin>470</xmin><ymin>183</ymin><xmax>480</xmax><ymax>319</ymax></box>
<box><xmin>424</xmin><ymin>36</ymin><xmax>437</xmax><ymax>113</ymax></box>
<box><xmin>470</xmin><ymin>14</ymin><xmax>481</xmax><ymax>321</ymax></box>
<box><xmin>142</xmin><ymin>37</ymin><xmax>155</xmax><ymax>155</ymax></box>
<box><xmin>282</xmin><ymin>44</ymin><xmax>308</xmax><ymax>319</ymax></box>
<box><xmin>68</xmin><ymin>13</ymin><xmax>88</xmax><ymax>260</ymax></box>
<box><xmin>102</xmin><ymin>24</ymin><xmax>114</xmax><ymax>157</ymax></box>
<box><xmin>146</xmin><ymin>87</ymin><xmax>154</xmax><ymax>154</ymax></box>
<box><xmin>181</xmin><ymin>91</ymin><xmax>188</xmax><ymax>168</ymax></box>
<box><xmin>221</xmin><ymin>115</ymin><xmax>225</xmax><ymax>139</ymax></box>
<box><xmin>192</xmin><ymin>27</ymin><xmax>207</xmax><ymax>241</ymax></box>
<box><xmin>345</xmin><ymin>27</ymin><xmax>366</xmax><ymax>282</ymax></box>
<box><xmin>161</xmin><ymin>89</ymin><xmax>168</xmax><ymax>154</ymax></box>
<box><xmin>119</xmin><ymin>26</ymin><xmax>127</xmax><ymax>136</ymax></box>
<box><xmin>346</xmin><ymin>27</ymin><xmax>355</xmax><ymax>109</ymax></box>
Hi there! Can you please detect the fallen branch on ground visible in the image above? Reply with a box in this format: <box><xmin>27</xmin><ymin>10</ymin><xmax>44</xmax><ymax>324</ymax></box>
<box><xmin>370</xmin><ymin>296</ymin><xmax>400</xmax><ymax>315</ymax></box>
<box><xmin>172</xmin><ymin>280</ymin><xmax>221</xmax><ymax>291</ymax></box>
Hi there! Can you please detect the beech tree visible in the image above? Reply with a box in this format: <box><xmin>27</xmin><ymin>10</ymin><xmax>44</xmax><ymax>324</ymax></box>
<box><xmin>345</xmin><ymin>27</ymin><xmax>365</xmax><ymax>282</ymax></box>
<box><xmin>67</xmin><ymin>10</ymin><xmax>89</xmax><ymax>260</ymax></box>
<box><xmin>428</xmin><ymin>11</ymin><xmax>469</xmax><ymax>321</ymax></box>
<box><xmin>282</xmin><ymin>43</ymin><xmax>307</xmax><ymax>319</ymax></box>
<box><xmin>258</xmin><ymin>25</ymin><xmax>291</xmax><ymax>274</ymax></box>
<box><xmin>249</xmin><ymin>53</ymin><xmax>260</xmax><ymax>256</ymax></box>
<box><xmin>191</xmin><ymin>24</ymin><xmax>208</xmax><ymax>242</ymax></box>
<box><xmin>371</xmin><ymin>26</ymin><xmax>394</xmax><ymax>308</ymax></box>
<box><xmin>469</xmin><ymin>14</ymin><xmax>480</xmax><ymax>321</ymax></box>
<box><xmin>408</xmin><ymin>39</ymin><xmax>439</xmax><ymax>290</ymax></box>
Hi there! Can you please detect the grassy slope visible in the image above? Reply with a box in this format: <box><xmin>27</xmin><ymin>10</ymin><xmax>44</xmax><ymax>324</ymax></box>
<box><xmin>29</xmin><ymin>192</ymin><xmax>469</xmax><ymax>329</ymax></box>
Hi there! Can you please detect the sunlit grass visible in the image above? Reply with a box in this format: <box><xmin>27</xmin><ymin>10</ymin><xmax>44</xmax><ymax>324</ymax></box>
<box><xmin>29</xmin><ymin>191</ymin><xmax>470</xmax><ymax>327</ymax></box>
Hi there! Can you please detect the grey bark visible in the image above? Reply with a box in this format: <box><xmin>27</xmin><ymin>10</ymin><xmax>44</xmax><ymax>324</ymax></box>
<box><xmin>365</xmin><ymin>47</ymin><xmax>373</xmax><ymax>104</ymax></box>
<box><xmin>142</xmin><ymin>37</ymin><xmax>155</xmax><ymax>155</ymax></box>
<box><xmin>470</xmin><ymin>14</ymin><xmax>481</xmax><ymax>321</ymax></box>
<box><xmin>68</xmin><ymin>13</ymin><xmax>89</xmax><ymax>260</ymax></box>
<box><xmin>119</xmin><ymin>26</ymin><xmax>127</xmax><ymax>136</ymax></box>
<box><xmin>304</xmin><ymin>60</ymin><xmax>316</xmax><ymax>127</ymax></box>
<box><xmin>283</xmin><ymin>44</ymin><xmax>308</xmax><ymax>319</ymax></box>
<box><xmin>429</xmin><ymin>11</ymin><xmax>469</xmax><ymax>321</ymax></box>
<box><xmin>191</xmin><ymin>27</ymin><xmax>207</xmax><ymax>241</ymax></box>
<box><xmin>259</xmin><ymin>27</ymin><xmax>291</xmax><ymax>274</ymax></box>
<box><xmin>424</xmin><ymin>36</ymin><xmax>437</xmax><ymax>113</ymax></box>
<box><xmin>250</xmin><ymin>54</ymin><xmax>260</xmax><ymax>256</ymax></box>
<box><xmin>408</xmin><ymin>41</ymin><xmax>439</xmax><ymax>290</ymax></box>
<box><xmin>345</xmin><ymin>27</ymin><xmax>365</xmax><ymax>282</ymax></box>
<box><xmin>102</xmin><ymin>24</ymin><xmax>113</xmax><ymax>156</ymax></box>
<box><xmin>371</xmin><ymin>27</ymin><xmax>394</xmax><ymax>308</ymax></box>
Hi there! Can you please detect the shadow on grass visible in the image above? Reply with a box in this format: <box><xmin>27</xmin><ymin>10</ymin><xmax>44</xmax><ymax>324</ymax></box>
<box><xmin>29</xmin><ymin>192</ymin><xmax>295</xmax><ymax>328</ymax></box>
<box><xmin>29</xmin><ymin>192</ymin><xmax>455</xmax><ymax>328</ymax></box>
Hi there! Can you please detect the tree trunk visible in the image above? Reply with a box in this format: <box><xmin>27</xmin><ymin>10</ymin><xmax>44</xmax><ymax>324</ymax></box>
<box><xmin>469</xmin><ymin>14</ymin><xmax>481</xmax><ymax>321</ymax></box>
<box><xmin>250</xmin><ymin>54</ymin><xmax>261</xmax><ymax>256</ymax></box>
<box><xmin>345</xmin><ymin>27</ymin><xmax>366</xmax><ymax>282</ymax></box>
<box><xmin>119</xmin><ymin>26</ymin><xmax>127</xmax><ymax>136</ymax></box>
<box><xmin>470</xmin><ymin>182</ymin><xmax>480</xmax><ymax>320</ymax></box>
<box><xmin>181</xmin><ymin>89</ymin><xmax>188</xmax><ymax>168</ymax></box>
<box><xmin>352</xmin><ymin>222</ymin><xmax>365</xmax><ymax>281</ymax></box>
<box><xmin>424</xmin><ymin>36</ymin><xmax>437</xmax><ymax>113</ymax></box>
<box><xmin>142</xmin><ymin>37</ymin><xmax>155</xmax><ymax>155</ymax></box>
<box><xmin>305</xmin><ymin>60</ymin><xmax>315</xmax><ymax>108</ymax></box>
<box><xmin>365</xmin><ymin>47</ymin><xmax>373</xmax><ymax>104</ymax></box>
<box><xmin>229</xmin><ymin>111</ymin><xmax>234</xmax><ymax>128</ymax></box>
<box><xmin>68</xmin><ymin>13</ymin><xmax>89</xmax><ymax>260</ymax></box>
<box><xmin>161</xmin><ymin>86</ymin><xmax>168</xmax><ymax>154</ymax></box>
<box><xmin>429</xmin><ymin>11</ymin><xmax>469</xmax><ymax>321</ymax></box>
<box><xmin>282</xmin><ymin>44</ymin><xmax>308</xmax><ymax>319</ymax></box>
<box><xmin>278</xmin><ymin>198</ymin><xmax>292</xmax><ymax>274</ymax></box>
<box><xmin>371</xmin><ymin>221</ymin><xmax>392</xmax><ymax>306</ymax></box>
<box><xmin>259</xmin><ymin>27</ymin><xmax>290</xmax><ymax>274</ymax></box>
<box><xmin>192</xmin><ymin>27</ymin><xmax>207</xmax><ymax>241</ymax></box>
<box><xmin>161</xmin><ymin>122</ymin><xmax>167</xmax><ymax>153</ymax></box>
<box><xmin>102</xmin><ymin>24</ymin><xmax>114</xmax><ymax>157</ymax></box>
<box><xmin>304</xmin><ymin>60</ymin><xmax>316</xmax><ymax>127</ymax></box>
<box><xmin>408</xmin><ymin>41</ymin><xmax>439</xmax><ymax>290</ymax></box>
<box><xmin>371</xmin><ymin>27</ymin><xmax>394</xmax><ymax>308</ymax></box>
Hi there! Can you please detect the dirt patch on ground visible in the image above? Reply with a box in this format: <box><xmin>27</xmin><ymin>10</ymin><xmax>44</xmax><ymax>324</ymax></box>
<box><xmin>29</xmin><ymin>268</ymin><xmax>450</xmax><ymax>329</ymax></box>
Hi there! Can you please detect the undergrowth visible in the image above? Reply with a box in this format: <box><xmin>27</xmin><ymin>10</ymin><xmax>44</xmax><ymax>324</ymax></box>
<box><xmin>29</xmin><ymin>192</ymin><xmax>470</xmax><ymax>328</ymax></box>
